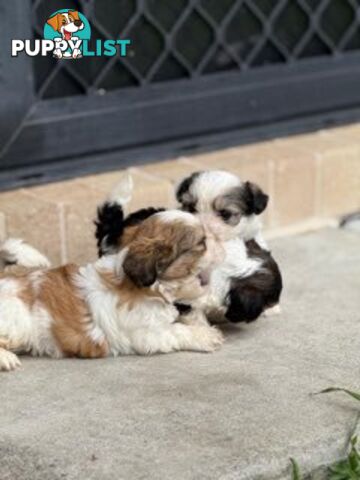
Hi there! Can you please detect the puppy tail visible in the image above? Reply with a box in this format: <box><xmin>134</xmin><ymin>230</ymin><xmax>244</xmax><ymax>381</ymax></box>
<box><xmin>95</xmin><ymin>172</ymin><xmax>133</xmax><ymax>257</ymax></box>
<box><xmin>108</xmin><ymin>171</ymin><xmax>133</xmax><ymax>207</ymax></box>
<box><xmin>0</xmin><ymin>238</ymin><xmax>51</xmax><ymax>270</ymax></box>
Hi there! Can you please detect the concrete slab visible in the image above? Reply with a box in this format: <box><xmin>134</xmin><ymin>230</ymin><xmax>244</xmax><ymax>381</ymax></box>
<box><xmin>1</xmin><ymin>228</ymin><xmax>359</xmax><ymax>480</ymax></box>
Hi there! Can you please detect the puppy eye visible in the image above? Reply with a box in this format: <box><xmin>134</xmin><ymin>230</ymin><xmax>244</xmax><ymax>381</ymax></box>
<box><xmin>218</xmin><ymin>210</ymin><xmax>232</xmax><ymax>221</ymax></box>
<box><xmin>62</xmin><ymin>19</ymin><xmax>67</xmax><ymax>24</ymax></box>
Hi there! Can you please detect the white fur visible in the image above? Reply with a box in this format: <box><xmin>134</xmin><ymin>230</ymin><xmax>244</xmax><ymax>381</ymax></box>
<box><xmin>0</xmin><ymin>239</ymin><xmax>51</xmax><ymax>269</ymax></box>
<box><xmin>187</xmin><ymin>171</ymin><xmax>240</xmax><ymax>209</ymax></box>
<box><xmin>157</xmin><ymin>210</ymin><xmax>198</xmax><ymax>225</ymax></box>
<box><xmin>0</xmin><ymin>349</ymin><xmax>22</xmax><ymax>372</ymax></box>
<box><xmin>108</xmin><ymin>172</ymin><xmax>134</xmax><ymax>206</ymax></box>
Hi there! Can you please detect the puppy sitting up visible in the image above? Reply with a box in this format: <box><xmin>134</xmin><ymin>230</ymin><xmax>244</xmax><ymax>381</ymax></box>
<box><xmin>0</xmin><ymin>211</ymin><xmax>223</xmax><ymax>372</ymax></box>
<box><xmin>176</xmin><ymin>170</ymin><xmax>283</xmax><ymax>323</ymax></box>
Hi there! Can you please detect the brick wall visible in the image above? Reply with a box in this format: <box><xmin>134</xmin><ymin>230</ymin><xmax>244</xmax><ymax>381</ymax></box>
<box><xmin>1</xmin><ymin>124</ymin><xmax>359</xmax><ymax>265</ymax></box>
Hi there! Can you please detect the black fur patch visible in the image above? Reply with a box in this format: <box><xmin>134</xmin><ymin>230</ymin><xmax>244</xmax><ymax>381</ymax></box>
<box><xmin>95</xmin><ymin>203</ymin><xmax>164</xmax><ymax>257</ymax></box>
<box><xmin>225</xmin><ymin>240</ymin><xmax>282</xmax><ymax>323</ymax></box>
<box><xmin>243</xmin><ymin>182</ymin><xmax>269</xmax><ymax>215</ymax></box>
<box><xmin>123</xmin><ymin>207</ymin><xmax>165</xmax><ymax>229</ymax></box>
<box><xmin>95</xmin><ymin>202</ymin><xmax>125</xmax><ymax>257</ymax></box>
<box><xmin>176</xmin><ymin>172</ymin><xmax>202</xmax><ymax>206</ymax></box>
<box><xmin>174</xmin><ymin>302</ymin><xmax>192</xmax><ymax>315</ymax></box>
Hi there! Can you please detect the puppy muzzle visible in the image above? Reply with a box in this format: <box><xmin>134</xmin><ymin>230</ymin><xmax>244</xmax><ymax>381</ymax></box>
<box><xmin>198</xmin><ymin>213</ymin><xmax>235</xmax><ymax>242</ymax></box>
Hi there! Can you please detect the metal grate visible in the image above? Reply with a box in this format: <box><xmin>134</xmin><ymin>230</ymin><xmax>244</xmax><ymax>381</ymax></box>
<box><xmin>30</xmin><ymin>0</ymin><xmax>360</xmax><ymax>99</ymax></box>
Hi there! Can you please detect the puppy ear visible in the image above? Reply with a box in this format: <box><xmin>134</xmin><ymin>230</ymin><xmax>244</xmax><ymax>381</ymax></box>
<box><xmin>123</xmin><ymin>241</ymin><xmax>173</xmax><ymax>287</ymax></box>
<box><xmin>69</xmin><ymin>10</ymin><xmax>80</xmax><ymax>20</ymax></box>
<box><xmin>176</xmin><ymin>172</ymin><xmax>201</xmax><ymax>205</ymax></box>
<box><xmin>47</xmin><ymin>14</ymin><xmax>60</xmax><ymax>31</ymax></box>
<box><xmin>244</xmin><ymin>181</ymin><xmax>269</xmax><ymax>215</ymax></box>
<box><xmin>226</xmin><ymin>286</ymin><xmax>265</xmax><ymax>323</ymax></box>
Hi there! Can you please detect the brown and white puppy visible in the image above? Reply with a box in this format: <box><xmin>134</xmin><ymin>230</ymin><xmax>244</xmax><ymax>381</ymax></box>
<box><xmin>46</xmin><ymin>10</ymin><xmax>84</xmax><ymax>59</ymax></box>
<box><xmin>176</xmin><ymin>170</ymin><xmax>282</xmax><ymax>323</ymax></box>
<box><xmin>0</xmin><ymin>211</ymin><xmax>223</xmax><ymax>372</ymax></box>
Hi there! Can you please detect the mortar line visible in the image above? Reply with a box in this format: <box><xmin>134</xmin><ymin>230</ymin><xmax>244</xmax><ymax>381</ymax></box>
<box><xmin>57</xmin><ymin>203</ymin><xmax>68</xmax><ymax>264</ymax></box>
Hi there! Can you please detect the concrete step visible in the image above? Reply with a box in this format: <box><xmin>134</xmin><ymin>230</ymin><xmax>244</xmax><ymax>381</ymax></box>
<box><xmin>0</xmin><ymin>228</ymin><xmax>359</xmax><ymax>480</ymax></box>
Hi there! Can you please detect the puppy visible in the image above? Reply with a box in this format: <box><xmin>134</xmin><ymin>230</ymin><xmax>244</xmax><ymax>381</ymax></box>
<box><xmin>46</xmin><ymin>10</ymin><xmax>84</xmax><ymax>59</ymax></box>
<box><xmin>176</xmin><ymin>170</ymin><xmax>282</xmax><ymax>323</ymax></box>
<box><xmin>0</xmin><ymin>211</ymin><xmax>223</xmax><ymax>372</ymax></box>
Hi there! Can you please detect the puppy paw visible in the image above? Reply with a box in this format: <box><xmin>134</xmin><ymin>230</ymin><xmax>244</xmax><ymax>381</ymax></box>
<box><xmin>72</xmin><ymin>49</ymin><xmax>82</xmax><ymax>59</ymax></box>
<box><xmin>53</xmin><ymin>50</ymin><xmax>63</xmax><ymax>59</ymax></box>
<box><xmin>197</xmin><ymin>326</ymin><xmax>224</xmax><ymax>352</ymax></box>
<box><xmin>263</xmin><ymin>304</ymin><xmax>282</xmax><ymax>317</ymax></box>
<box><xmin>0</xmin><ymin>350</ymin><xmax>21</xmax><ymax>372</ymax></box>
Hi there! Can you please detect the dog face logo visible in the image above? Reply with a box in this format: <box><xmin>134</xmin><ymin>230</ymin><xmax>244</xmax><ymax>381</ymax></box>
<box><xmin>44</xmin><ymin>9</ymin><xmax>91</xmax><ymax>59</ymax></box>
<box><xmin>47</xmin><ymin>11</ymin><xmax>84</xmax><ymax>41</ymax></box>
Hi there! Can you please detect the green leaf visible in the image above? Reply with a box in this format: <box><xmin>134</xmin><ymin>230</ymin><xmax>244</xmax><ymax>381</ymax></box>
<box><xmin>329</xmin><ymin>437</ymin><xmax>360</xmax><ymax>480</ymax></box>
<box><xmin>315</xmin><ymin>388</ymin><xmax>360</xmax><ymax>402</ymax></box>
<box><xmin>348</xmin><ymin>436</ymin><xmax>360</xmax><ymax>472</ymax></box>
<box><xmin>328</xmin><ymin>474</ymin><xmax>348</xmax><ymax>480</ymax></box>
<box><xmin>329</xmin><ymin>461</ymin><xmax>348</xmax><ymax>474</ymax></box>
<box><xmin>290</xmin><ymin>458</ymin><xmax>302</xmax><ymax>480</ymax></box>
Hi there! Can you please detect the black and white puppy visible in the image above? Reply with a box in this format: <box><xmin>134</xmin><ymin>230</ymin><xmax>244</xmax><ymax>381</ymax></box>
<box><xmin>176</xmin><ymin>170</ymin><xmax>282</xmax><ymax>323</ymax></box>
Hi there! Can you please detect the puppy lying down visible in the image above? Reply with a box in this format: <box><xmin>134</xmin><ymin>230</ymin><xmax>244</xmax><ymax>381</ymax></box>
<box><xmin>0</xmin><ymin>211</ymin><xmax>223</xmax><ymax>372</ymax></box>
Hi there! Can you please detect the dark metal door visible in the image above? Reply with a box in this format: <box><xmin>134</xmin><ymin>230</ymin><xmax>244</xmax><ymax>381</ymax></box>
<box><xmin>2</xmin><ymin>0</ymin><xmax>360</xmax><ymax>189</ymax></box>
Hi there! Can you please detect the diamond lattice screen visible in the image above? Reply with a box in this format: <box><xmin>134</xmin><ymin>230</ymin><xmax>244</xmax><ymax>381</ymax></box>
<box><xmin>32</xmin><ymin>0</ymin><xmax>360</xmax><ymax>99</ymax></box>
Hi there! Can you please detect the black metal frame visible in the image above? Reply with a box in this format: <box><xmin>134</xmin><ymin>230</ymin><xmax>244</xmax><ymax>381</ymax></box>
<box><xmin>1</xmin><ymin>0</ymin><xmax>360</xmax><ymax>190</ymax></box>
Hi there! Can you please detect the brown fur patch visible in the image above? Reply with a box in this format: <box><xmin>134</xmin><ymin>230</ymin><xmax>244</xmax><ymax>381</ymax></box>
<box><xmin>119</xmin><ymin>224</ymin><xmax>139</xmax><ymax>248</ymax></box>
<box><xmin>122</xmin><ymin>216</ymin><xmax>206</xmax><ymax>287</ymax></box>
<box><xmin>39</xmin><ymin>265</ymin><xmax>109</xmax><ymax>358</ymax></box>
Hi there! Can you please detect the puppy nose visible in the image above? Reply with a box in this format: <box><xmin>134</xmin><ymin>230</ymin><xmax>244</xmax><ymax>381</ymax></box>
<box><xmin>74</xmin><ymin>20</ymin><xmax>82</xmax><ymax>27</ymax></box>
<box><xmin>198</xmin><ymin>271</ymin><xmax>210</xmax><ymax>287</ymax></box>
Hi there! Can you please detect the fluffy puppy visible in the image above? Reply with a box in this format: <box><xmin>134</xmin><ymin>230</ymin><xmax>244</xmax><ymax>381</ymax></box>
<box><xmin>0</xmin><ymin>211</ymin><xmax>223</xmax><ymax>372</ymax></box>
<box><xmin>176</xmin><ymin>170</ymin><xmax>282</xmax><ymax>323</ymax></box>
